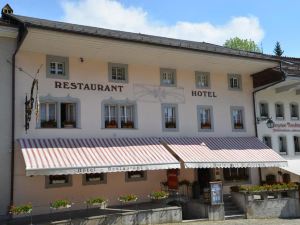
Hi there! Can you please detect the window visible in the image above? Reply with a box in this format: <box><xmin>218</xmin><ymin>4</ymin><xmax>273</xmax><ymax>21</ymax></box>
<box><xmin>83</xmin><ymin>173</ymin><xmax>107</xmax><ymax>185</ymax></box>
<box><xmin>162</xmin><ymin>104</ymin><xmax>178</xmax><ymax>131</ymax></box>
<box><xmin>259</xmin><ymin>102</ymin><xmax>269</xmax><ymax>118</ymax></box>
<box><xmin>103</xmin><ymin>102</ymin><xmax>136</xmax><ymax>129</ymax></box>
<box><xmin>275</xmin><ymin>103</ymin><xmax>284</xmax><ymax>120</ymax></box>
<box><xmin>197</xmin><ymin>106</ymin><xmax>213</xmax><ymax>131</ymax></box>
<box><xmin>223</xmin><ymin>168</ymin><xmax>249</xmax><ymax>181</ymax></box>
<box><xmin>61</xmin><ymin>103</ymin><xmax>77</xmax><ymax>128</ymax></box>
<box><xmin>46</xmin><ymin>55</ymin><xmax>69</xmax><ymax>79</ymax></box>
<box><xmin>294</xmin><ymin>136</ymin><xmax>300</xmax><ymax>153</ymax></box>
<box><xmin>108</xmin><ymin>63</ymin><xmax>128</xmax><ymax>83</ymax></box>
<box><xmin>290</xmin><ymin>103</ymin><xmax>299</xmax><ymax>120</ymax></box>
<box><xmin>45</xmin><ymin>175</ymin><xmax>72</xmax><ymax>188</ymax></box>
<box><xmin>231</xmin><ymin>106</ymin><xmax>245</xmax><ymax>131</ymax></box>
<box><xmin>39</xmin><ymin>96</ymin><xmax>80</xmax><ymax>129</ymax></box>
<box><xmin>125</xmin><ymin>171</ymin><xmax>147</xmax><ymax>182</ymax></box>
<box><xmin>262</xmin><ymin>136</ymin><xmax>272</xmax><ymax>148</ymax></box>
<box><xmin>40</xmin><ymin>103</ymin><xmax>57</xmax><ymax>128</ymax></box>
<box><xmin>195</xmin><ymin>71</ymin><xmax>210</xmax><ymax>89</ymax></box>
<box><xmin>282</xmin><ymin>173</ymin><xmax>291</xmax><ymax>183</ymax></box>
<box><xmin>278</xmin><ymin>136</ymin><xmax>287</xmax><ymax>154</ymax></box>
<box><xmin>228</xmin><ymin>74</ymin><xmax>242</xmax><ymax>90</ymax></box>
<box><xmin>160</xmin><ymin>68</ymin><xmax>176</xmax><ymax>87</ymax></box>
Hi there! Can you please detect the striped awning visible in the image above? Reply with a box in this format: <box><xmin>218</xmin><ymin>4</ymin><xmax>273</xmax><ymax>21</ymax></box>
<box><xmin>162</xmin><ymin>137</ymin><xmax>287</xmax><ymax>168</ymax></box>
<box><xmin>19</xmin><ymin>138</ymin><xmax>180</xmax><ymax>176</ymax></box>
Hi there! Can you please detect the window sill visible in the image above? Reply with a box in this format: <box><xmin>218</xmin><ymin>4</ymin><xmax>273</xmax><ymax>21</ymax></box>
<box><xmin>199</xmin><ymin>128</ymin><xmax>213</xmax><ymax>132</ymax></box>
<box><xmin>102</xmin><ymin>128</ymin><xmax>138</xmax><ymax>130</ymax></box>
<box><xmin>228</xmin><ymin>88</ymin><xmax>242</xmax><ymax>91</ymax></box>
<box><xmin>36</xmin><ymin>127</ymin><xmax>81</xmax><ymax>129</ymax></box>
<box><xmin>291</xmin><ymin>117</ymin><xmax>299</xmax><ymax>121</ymax></box>
<box><xmin>295</xmin><ymin>152</ymin><xmax>300</xmax><ymax>155</ymax></box>
<box><xmin>279</xmin><ymin>152</ymin><xmax>287</xmax><ymax>155</ymax></box>
<box><xmin>276</xmin><ymin>117</ymin><xmax>284</xmax><ymax>121</ymax></box>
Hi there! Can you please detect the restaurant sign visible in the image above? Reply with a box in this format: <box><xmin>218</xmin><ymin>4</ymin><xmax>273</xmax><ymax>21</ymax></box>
<box><xmin>54</xmin><ymin>81</ymin><xmax>124</xmax><ymax>92</ymax></box>
<box><xmin>273</xmin><ymin>122</ymin><xmax>300</xmax><ymax>132</ymax></box>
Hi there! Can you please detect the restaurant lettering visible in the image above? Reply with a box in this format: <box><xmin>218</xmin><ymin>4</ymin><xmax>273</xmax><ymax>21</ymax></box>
<box><xmin>192</xmin><ymin>90</ymin><xmax>217</xmax><ymax>98</ymax></box>
<box><xmin>273</xmin><ymin>122</ymin><xmax>300</xmax><ymax>132</ymax></box>
<box><xmin>54</xmin><ymin>81</ymin><xmax>124</xmax><ymax>92</ymax></box>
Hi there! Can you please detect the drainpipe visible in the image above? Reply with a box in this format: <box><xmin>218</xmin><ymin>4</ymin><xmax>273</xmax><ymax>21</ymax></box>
<box><xmin>9</xmin><ymin>22</ymin><xmax>28</xmax><ymax>213</ymax></box>
<box><xmin>252</xmin><ymin>61</ymin><xmax>286</xmax><ymax>185</ymax></box>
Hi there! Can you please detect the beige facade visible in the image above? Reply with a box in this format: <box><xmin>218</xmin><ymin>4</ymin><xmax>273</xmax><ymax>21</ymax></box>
<box><xmin>10</xmin><ymin>26</ymin><xmax>280</xmax><ymax>215</ymax></box>
<box><xmin>0</xmin><ymin>24</ymin><xmax>17</xmax><ymax>216</ymax></box>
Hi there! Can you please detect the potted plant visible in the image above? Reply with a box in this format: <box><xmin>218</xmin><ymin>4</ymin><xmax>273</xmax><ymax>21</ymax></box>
<box><xmin>149</xmin><ymin>191</ymin><xmax>169</xmax><ymax>203</ymax></box>
<box><xmin>10</xmin><ymin>203</ymin><xmax>32</xmax><ymax>215</ymax></box>
<box><xmin>201</xmin><ymin>123</ymin><xmax>211</xmax><ymax>129</ymax></box>
<box><xmin>234</xmin><ymin>122</ymin><xmax>243</xmax><ymax>129</ymax></box>
<box><xmin>62</xmin><ymin>120</ymin><xmax>76</xmax><ymax>128</ymax></box>
<box><xmin>85</xmin><ymin>197</ymin><xmax>107</xmax><ymax>209</ymax></box>
<box><xmin>50</xmin><ymin>199</ymin><xmax>72</xmax><ymax>210</ymax></box>
<box><xmin>118</xmin><ymin>194</ymin><xmax>138</xmax><ymax>204</ymax></box>
<box><xmin>166</xmin><ymin>122</ymin><xmax>176</xmax><ymax>128</ymax></box>
<box><xmin>106</xmin><ymin>120</ymin><xmax>117</xmax><ymax>128</ymax></box>
<box><xmin>41</xmin><ymin>120</ymin><xmax>57</xmax><ymax>128</ymax></box>
<box><xmin>122</xmin><ymin>121</ymin><xmax>134</xmax><ymax>128</ymax></box>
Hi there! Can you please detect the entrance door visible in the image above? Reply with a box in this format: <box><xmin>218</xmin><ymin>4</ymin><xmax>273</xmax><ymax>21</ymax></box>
<box><xmin>198</xmin><ymin>168</ymin><xmax>211</xmax><ymax>194</ymax></box>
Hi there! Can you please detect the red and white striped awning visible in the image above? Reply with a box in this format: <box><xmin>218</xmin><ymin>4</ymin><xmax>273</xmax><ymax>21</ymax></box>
<box><xmin>162</xmin><ymin>137</ymin><xmax>287</xmax><ymax>168</ymax></box>
<box><xmin>19</xmin><ymin>138</ymin><xmax>180</xmax><ymax>176</ymax></box>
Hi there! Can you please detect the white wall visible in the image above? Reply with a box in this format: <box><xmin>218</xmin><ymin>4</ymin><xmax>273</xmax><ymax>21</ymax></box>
<box><xmin>0</xmin><ymin>33</ymin><xmax>16</xmax><ymax>215</ymax></box>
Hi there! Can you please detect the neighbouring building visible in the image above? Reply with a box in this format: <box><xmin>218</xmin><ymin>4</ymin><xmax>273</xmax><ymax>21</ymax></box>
<box><xmin>0</xmin><ymin>4</ymin><xmax>17</xmax><ymax>218</ymax></box>
<box><xmin>0</xmin><ymin>4</ymin><xmax>287</xmax><ymax>217</ymax></box>
<box><xmin>254</xmin><ymin>58</ymin><xmax>300</xmax><ymax>184</ymax></box>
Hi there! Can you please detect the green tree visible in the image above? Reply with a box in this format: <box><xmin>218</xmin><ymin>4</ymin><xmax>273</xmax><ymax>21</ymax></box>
<box><xmin>224</xmin><ymin>37</ymin><xmax>262</xmax><ymax>53</ymax></box>
<box><xmin>273</xmin><ymin>41</ymin><xmax>284</xmax><ymax>56</ymax></box>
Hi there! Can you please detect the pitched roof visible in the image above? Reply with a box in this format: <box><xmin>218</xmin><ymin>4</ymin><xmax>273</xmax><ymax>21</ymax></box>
<box><xmin>3</xmin><ymin>13</ymin><xmax>278</xmax><ymax>62</ymax></box>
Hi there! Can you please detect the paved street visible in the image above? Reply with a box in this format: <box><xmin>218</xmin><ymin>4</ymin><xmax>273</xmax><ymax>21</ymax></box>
<box><xmin>164</xmin><ymin>219</ymin><xmax>300</xmax><ymax>225</ymax></box>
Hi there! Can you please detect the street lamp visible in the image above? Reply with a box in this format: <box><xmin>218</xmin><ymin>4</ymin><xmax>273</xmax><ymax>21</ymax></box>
<box><xmin>266</xmin><ymin>118</ymin><xmax>275</xmax><ymax>129</ymax></box>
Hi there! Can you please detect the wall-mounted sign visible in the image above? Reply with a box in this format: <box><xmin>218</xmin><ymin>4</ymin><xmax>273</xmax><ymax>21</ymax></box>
<box><xmin>210</xmin><ymin>181</ymin><xmax>223</xmax><ymax>205</ymax></box>
<box><xmin>54</xmin><ymin>81</ymin><xmax>124</xmax><ymax>92</ymax></box>
<box><xmin>192</xmin><ymin>90</ymin><xmax>217</xmax><ymax>98</ymax></box>
<box><xmin>273</xmin><ymin>122</ymin><xmax>300</xmax><ymax>132</ymax></box>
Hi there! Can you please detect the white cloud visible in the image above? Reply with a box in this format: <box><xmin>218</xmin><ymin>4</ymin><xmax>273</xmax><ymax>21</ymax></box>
<box><xmin>61</xmin><ymin>0</ymin><xmax>264</xmax><ymax>45</ymax></box>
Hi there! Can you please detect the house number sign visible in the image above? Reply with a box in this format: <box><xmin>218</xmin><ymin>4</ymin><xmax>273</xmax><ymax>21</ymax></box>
<box><xmin>192</xmin><ymin>90</ymin><xmax>217</xmax><ymax>98</ymax></box>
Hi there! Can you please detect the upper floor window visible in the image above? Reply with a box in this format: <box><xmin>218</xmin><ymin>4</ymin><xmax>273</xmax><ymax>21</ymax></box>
<box><xmin>108</xmin><ymin>63</ymin><xmax>128</xmax><ymax>83</ymax></box>
<box><xmin>195</xmin><ymin>71</ymin><xmax>210</xmax><ymax>89</ymax></box>
<box><xmin>40</xmin><ymin>103</ymin><xmax>57</xmax><ymax>128</ymax></box>
<box><xmin>278</xmin><ymin>136</ymin><xmax>287</xmax><ymax>154</ymax></box>
<box><xmin>103</xmin><ymin>101</ymin><xmax>136</xmax><ymax>129</ymax></box>
<box><xmin>162</xmin><ymin>104</ymin><xmax>178</xmax><ymax>131</ymax></box>
<box><xmin>39</xmin><ymin>96</ymin><xmax>79</xmax><ymax>129</ymax></box>
<box><xmin>294</xmin><ymin>136</ymin><xmax>300</xmax><ymax>153</ymax></box>
<box><xmin>197</xmin><ymin>106</ymin><xmax>213</xmax><ymax>131</ymax></box>
<box><xmin>160</xmin><ymin>68</ymin><xmax>176</xmax><ymax>87</ymax></box>
<box><xmin>259</xmin><ymin>102</ymin><xmax>269</xmax><ymax>118</ymax></box>
<box><xmin>228</xmin><ymin>74</ymin><xmax>242</xmax><ymax>90</ymax></box>
<box><xmin>262</xmin><ymin>136</ymin><xmax>272</xmax><ymax>148</ymax></box>
<box><xmin>46</xmin><ymin>55</ymin><xmax>69</xmax><ymax>79</ymax></box>
<box><xmin>231</xmin><ymin>106</ymin><xmax>245</xmax><ymax>131</ymax></box>
<box><xmin>290</xmin><ymin>103</ymin><xmax>299</xmax><ymax>120</ymax></box>
<box><xmin>275</xmin><ymin>103</ymin><xmax>284</xmax><ymax>120</ymax></box>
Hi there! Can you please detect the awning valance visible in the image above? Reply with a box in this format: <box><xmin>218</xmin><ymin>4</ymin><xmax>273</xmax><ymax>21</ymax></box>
<box><xmin>19</xmin><ymin>138</ymin><xmax>180</xmax><ymax>176</ymax></box>
<box><xmin>162</xmin><ymin>137</ymin><xmax>287</xmax><ymax>168</ymax></box>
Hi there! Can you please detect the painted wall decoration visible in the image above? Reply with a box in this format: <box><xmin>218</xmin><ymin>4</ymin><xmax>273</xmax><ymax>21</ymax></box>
<box><xmin>133</xmin><ymin>84</ymin><xmax>185</xmax><ymax>103</ymax></box>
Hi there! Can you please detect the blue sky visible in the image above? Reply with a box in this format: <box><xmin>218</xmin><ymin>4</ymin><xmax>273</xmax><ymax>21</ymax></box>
<box><xmin>2</xmin><ymin>0</ymin><xmax>300</xmax><ymax>57</ymax></box>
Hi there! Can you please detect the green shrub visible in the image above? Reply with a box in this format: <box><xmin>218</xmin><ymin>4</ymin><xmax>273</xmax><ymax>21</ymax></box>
<box><xmin>149</xmin><ymin>191</ymin><xmax>169</xmax><ymax>200</ymax></box>
<box><xmin>118</xmin><ymin>194</ymin><xmax>138</xmax><ymax>203</ymax></box>
<box><xmin>50</xmin><ymin>199</ymin><xmax>71</xmax><ymax>209</ymax></box>
<box><xmin>10</xmin><ymin>204</ymin><xmax>32</xmax><ymax>215</ymax></box>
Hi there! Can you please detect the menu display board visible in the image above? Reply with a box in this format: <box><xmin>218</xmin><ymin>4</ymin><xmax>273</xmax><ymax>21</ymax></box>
<box><xmin>210</xmin><ymin>181</ymin><xmax>223</xmax><ymax>205</ymax></box>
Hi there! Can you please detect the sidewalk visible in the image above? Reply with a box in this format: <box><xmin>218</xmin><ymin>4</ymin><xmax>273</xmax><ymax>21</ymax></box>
<box><xmin>163</xmin><ymin>218</ymin><xmax>300</xmax><ymax>225</ymax></box>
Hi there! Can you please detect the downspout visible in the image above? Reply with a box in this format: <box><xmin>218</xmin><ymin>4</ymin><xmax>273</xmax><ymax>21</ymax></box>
<box><xmin>9</xmin><ymin>22</ymin><xmax>28</xmax><ymax>212</ymax></box>
<box><xmin>252</xmin><ymin>61</ymin><xmax>286</xmax><ymax>185</ymax></box>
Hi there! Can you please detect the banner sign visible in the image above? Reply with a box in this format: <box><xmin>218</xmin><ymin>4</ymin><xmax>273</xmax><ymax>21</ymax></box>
<box><xmin>273</xmin><ymin>122</ymin><xmax>300</xmax><ymax>132</ymax></box>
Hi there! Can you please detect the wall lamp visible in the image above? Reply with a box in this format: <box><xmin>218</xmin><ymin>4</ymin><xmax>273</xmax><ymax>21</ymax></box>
<box><xmin>256</xmin><ymin>117</ymin><xmax>275</xmax><ymax>129</ymax></box>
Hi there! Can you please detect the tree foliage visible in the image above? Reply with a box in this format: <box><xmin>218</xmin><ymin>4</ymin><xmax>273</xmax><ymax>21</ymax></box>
<box><xmin>224</xmin><ymin>37</ymin><xmax>262</xmax><ymax>53</ymax></box>
<box><xmin>273</xmin><ymin>41</ymin><xmax>284</xmax><ymax>57</ymax></box>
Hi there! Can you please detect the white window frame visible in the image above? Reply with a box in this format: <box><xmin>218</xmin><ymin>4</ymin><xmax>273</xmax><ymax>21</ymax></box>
<box><xmin>228</xmin><ymin>74</ymin><xmax>242</xmax><ymax>91</ymax></box>
<box><xmin>40</xmin><ymin>102</ymin><xmax>57</xmax><ymax>128</ymax></box>
<box><xmin>195</xmin><ymin>71</ymin><xmax>210</xmax><ymax>89</ymax></box>
<box><xmin>278</xmin><ymin>136</ymin><xmax>287</xmax><ymax>154</ymax></box>
<box><xmin>108</xmin><ymin>63</ymin><xmax>128</xmax><ymax>83</ymax></box>
<box><xmin>161</xmin><ymin>103</ymin><xmax>179</xmax><ymax>132</ymax></box>
<box><xmin>290</xmin><ymin>103</ymin><xmax>299</xmax><ymax>120</ymax></box>
<box><xmin>259</xmin><ymin>102</ymin><xmax>269</xmax><ymax>119</ymax></box>
<box><xmin>46</xmin><ymin>55</ymin><xmax>69</xmax><ymax>79</ymax></box>
<box><xmin>197</xmin><ymin>105</ymin><xmax>214</xmax><ymax>132</ymax></box>
<box><xmin>230</xmin><ymin>106</ymin><xmax>246</xmax><ymax>132</ymax></box>
<box><xmin>160</xmin><ymin>68</ymin><xmax>176</xmax><ymax>87</ymax></box>
<box><xmin>275</xmin><ymin>102</ymin><xmax>284</xmax><ymax>120</ymax></box>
